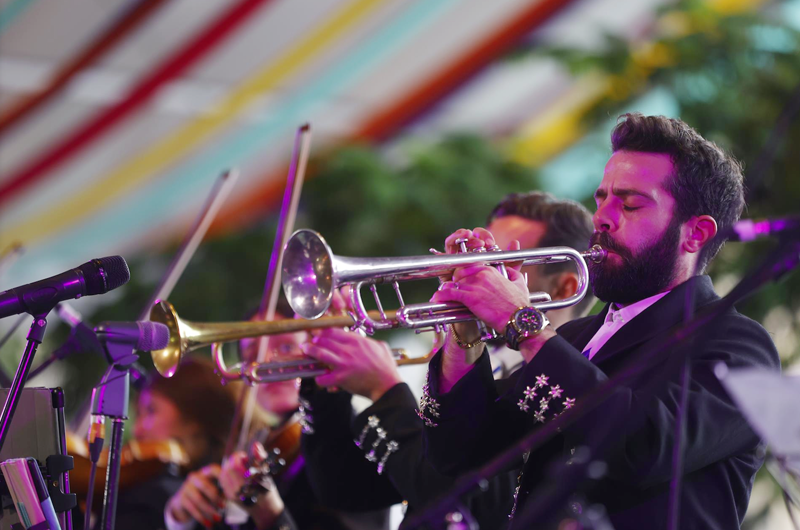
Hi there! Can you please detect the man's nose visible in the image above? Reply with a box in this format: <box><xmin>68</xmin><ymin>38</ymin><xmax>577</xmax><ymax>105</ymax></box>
<box><xmin>593</xmin><ymin>202</ymin><xmax>616</xmax><ymax>233</ymax></box>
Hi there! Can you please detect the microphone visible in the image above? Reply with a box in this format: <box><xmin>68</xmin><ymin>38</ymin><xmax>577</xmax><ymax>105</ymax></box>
<box><xmin>0</xmin><ymin>256</ymin><xmax>130</xmax><ymax>319</ymax></box>
<box><xmin>94</xmin><ymin>321</ymin><xmax>170</xmax><ymax>352</ymax></box>
<box><xmin>730</xmin><ymin>216</ymin><xmax>800</xmax><ymax>242</ymax></box>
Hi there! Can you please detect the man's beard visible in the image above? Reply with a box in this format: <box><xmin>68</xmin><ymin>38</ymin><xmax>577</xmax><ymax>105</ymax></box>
<box><xmin>588</xmin><ymin>218</ymin><xmax>682</xmax><ymax>305</ymax></box>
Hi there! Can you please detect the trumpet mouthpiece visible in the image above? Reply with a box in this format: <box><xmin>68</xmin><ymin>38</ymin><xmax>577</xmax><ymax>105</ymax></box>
<box><xmin>584</xmin><ymin>244</ymin><xmax>607</xmax><ymax>264</ymax></box>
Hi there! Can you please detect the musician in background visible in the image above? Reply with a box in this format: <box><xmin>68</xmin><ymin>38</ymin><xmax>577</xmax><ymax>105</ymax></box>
<box><xmin>163</xmin><ymin>324</ymin><xmax>301</xmax><ymax>530</ymax></box>
<box><xmin>424</xmin><ymin>113</ymin><xmax>781</xmax><ymax>529</ymax></box>
<box><xmin>108</xmin><ymin>358</ymin><xmax>247</xmax><ymax>530</ymax></box>
<box><xmin>484</xmin><ymin>191</ymin><xmax>596</xmax><ymax>376</ymax></box>
<box><xmin>299</xmin><ymin>192</ymin><xmax>595</xmax><ymax>527</ymax></box>
<box><xmin>165</xmin><ymin>305</ymin><xmax>387</xmax><ymax>530</ymax></box>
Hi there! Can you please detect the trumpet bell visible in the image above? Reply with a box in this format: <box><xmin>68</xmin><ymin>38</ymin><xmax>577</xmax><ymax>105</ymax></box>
<box><xmin>282</xmin><ymin>229</ymin><xmax>335</xmax><ymax>320</ymax></box>
<box><xmin>149</xmin><ymin>300</ymin><xmax>184</xmax><ymax>378</ymax></box>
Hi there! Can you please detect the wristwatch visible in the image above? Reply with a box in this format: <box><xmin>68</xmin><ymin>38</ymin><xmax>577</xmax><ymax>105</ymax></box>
<box><xmin>503</xmin><ymin>306</ymin><xmax>549</xmax><ymax>350</ymax></box>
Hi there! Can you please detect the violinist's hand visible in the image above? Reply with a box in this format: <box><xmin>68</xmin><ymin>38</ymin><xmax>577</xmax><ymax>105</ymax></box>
<box><xmin>219</xmin><ymin>452</ymin><xmax>285</xmax><ymax>530</ymax></box>
<box><xmin>166</xmin><ymin>464</ymin><xmax>224</xmax><ymax>528</ymax></box>
<box><xmin>302</xmin><ymin>327</ymin><xmax>402</xmax><ymax>402</ymax></box>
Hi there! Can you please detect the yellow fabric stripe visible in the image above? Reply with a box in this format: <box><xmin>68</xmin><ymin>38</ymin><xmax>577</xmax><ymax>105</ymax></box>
<box><xmin>6</xmin><ymin>0</ymin><xmax>384</xmax><ymax>246</ymax></box>
<box><xmin>508</xmin><ymin>0</ymin><xmax>765</xmax><ymax>168</ymax></box>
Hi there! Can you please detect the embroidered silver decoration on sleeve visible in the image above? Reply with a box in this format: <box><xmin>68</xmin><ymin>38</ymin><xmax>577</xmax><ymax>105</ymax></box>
<box><xmin>377</xmin><ymin>440</ymin><xmax>399</xmax><ymax>475</ymax></box>
<box><xmin>355</xmin><ymin>415</ymin><xmax>380</xmax><ymax>448</ymax></box>
<box><xmin>516</xmin><ymin>374</ymin><xmax>575</xmax><ymax>424</ymax></box>
<box><xmin>353</xmin><ymin>415</ymin><xmax>400</xmax><ymax>474</ymax></box>
<box><xmin>417</xmin><ymin>371</ymin><xmax>441</xmax><ymax>427</ymax></box>
<box><xmin>298</xmin><ymin>398</ymin><xmax>314</xmax><ymax>434</ymax></box>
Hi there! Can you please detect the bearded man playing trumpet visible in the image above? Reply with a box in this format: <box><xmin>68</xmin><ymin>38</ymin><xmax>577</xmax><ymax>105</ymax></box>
<box><xmin>420</xmin><ymin>113</ymin><xmax>780</xmax><ymax>529</ymax></box>
<box><xmin>299</xmin><ymin>192</ymin><xmax>596</xmax><ymax>527</ymax></box>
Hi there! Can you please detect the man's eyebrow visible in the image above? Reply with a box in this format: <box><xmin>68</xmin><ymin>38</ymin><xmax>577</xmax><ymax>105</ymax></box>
<box><xmin>613</xmin><ymin>188</ymin><xmax>655</xmax><ymax>201</ymax></box>
<box><xmin>594</xmin><ymin>187</ymin><xmax>655</xmax><ymax>201</ymax></box>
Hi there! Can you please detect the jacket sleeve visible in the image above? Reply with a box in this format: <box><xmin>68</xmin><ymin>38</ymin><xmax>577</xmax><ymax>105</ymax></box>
<box><xmin>351</xmin><ymin>382</ymin><xmax>518</xmax><ymax>527</ymax></box>
<box><xmin>421</xmin><ymin>348</ymin><xmax>529</xmax><ymax>476</ymax></box>
<box><xmin>349</xmin><ymin>382</ymin><xmax>458</xmax><ymax>507</ymax></box>
<box><xmin>299</xmin><ymin>383</ymin><xmax>402</xmax><ymax>511</ymax></box>
<box><xmin>511</xmin><ymin>311</ymin><xmax>780</xmax><ymax>488</ymax></box>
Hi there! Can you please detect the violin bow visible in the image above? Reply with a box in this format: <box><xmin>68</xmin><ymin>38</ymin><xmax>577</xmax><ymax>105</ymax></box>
<box><xmin>226</xmin><ymin>123</ymin><xmax>313</xmax><ymax>456</ymax></box>
<box><xmin>138</xmin><ymin>168</ymin><xmax>240</xmax><ymax>321</ymax></box>
<box><xmin>69</xmin><ymin>169</ymin><xmax>239</xmax><ymax>434</ymax></box>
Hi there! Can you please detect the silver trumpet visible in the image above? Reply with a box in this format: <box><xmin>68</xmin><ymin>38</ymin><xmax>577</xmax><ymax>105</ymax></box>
<box><xmin>281</xmin><ymin>229</ymin><xmax>606</xmax><ymax>334</ymax></box>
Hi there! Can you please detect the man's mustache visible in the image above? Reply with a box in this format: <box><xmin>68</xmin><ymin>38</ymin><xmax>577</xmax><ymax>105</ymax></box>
<box><xmin>589</xmin><ymin>232</ymin><xmax>632</xmax><ymax>261</ymax></box>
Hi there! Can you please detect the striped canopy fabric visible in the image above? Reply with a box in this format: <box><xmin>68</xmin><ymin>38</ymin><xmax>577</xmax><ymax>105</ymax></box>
<box><xmin>0</xmin><ymin>0</ymin><xmax>672</xmax><ymax>288</ymax></box>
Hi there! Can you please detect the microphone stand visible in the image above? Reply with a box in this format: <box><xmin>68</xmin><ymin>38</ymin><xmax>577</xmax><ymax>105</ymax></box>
<box><xmin>90</xmin><ymin>340</ymin><xmax>140</xmax><ymax>530</ymax></box>
<box><xmin>0</xmin><ymin>315</ymin><xmax>48</xmax><ymax>451</ymax></box>
<box><xmin>402</xmin><ymin>235</ymin><xmax>800</xmax><ymax>530</ymax></box>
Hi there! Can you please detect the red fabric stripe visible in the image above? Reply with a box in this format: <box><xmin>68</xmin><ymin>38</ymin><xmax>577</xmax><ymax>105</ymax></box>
<box><xmin>208</xmin><ymin>0</ymin><xmax>576</xmax><ymax>235</ymax></box>
<box><xmin>354</xmin><ymin>0</ymin><xmax>577</xmax><ymax>142</ymax></box>
<box><xmin>0</xmin><ymin>0</ymin><xmax>271</xmax><ymax>206</ymax></box>
<box><xmin>0</xmin><ymin>0</ymin><xmax>170</xmax><ymax>138</ymax></box>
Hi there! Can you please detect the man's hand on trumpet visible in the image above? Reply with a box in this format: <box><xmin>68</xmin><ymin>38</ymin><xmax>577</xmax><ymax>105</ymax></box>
<box><xmin>301</xmin><ymin>327</ymin><xmax>402</xmax><ymax>402</ymax></box>
<box><xmin>433</xmin><ymin>227</ymin><xmax>548</xmax><ymax>391</ymax></box>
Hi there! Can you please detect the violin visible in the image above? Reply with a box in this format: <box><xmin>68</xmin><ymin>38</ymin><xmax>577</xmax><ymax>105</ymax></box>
<box><xmin>67</xmin><ymin>431</ymin><xmax>189</xmax><ymax>508</ymax></box>
<box><xmin>232</xmin><ymin>415</ymin><xmax>303</xmax><ymax>506</ymax></box>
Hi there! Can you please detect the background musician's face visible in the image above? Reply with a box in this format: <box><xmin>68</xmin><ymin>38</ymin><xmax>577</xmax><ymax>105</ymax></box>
<box><xmin>488</xmin><ymin>214</ymin><xmax>547</xmax><ymax>294</ymax></box>
<box><xmin>134</xmin><ymin>389</ymin><xmax>199</xmax><ymax>442</ymax></box>
<box><xmin>590</xmin><ymin>150</ymin><xmax>683</xmax><ymax>304</ymax></box>
<box><xmin>489</xmin><ymin>214</ymin><xmax>579</xmax><ymax>328</ymax></box>
<box><xmin>240</xmin><ymin>330</ymin><xmax>306</xmax><ymax>416</ymax></box>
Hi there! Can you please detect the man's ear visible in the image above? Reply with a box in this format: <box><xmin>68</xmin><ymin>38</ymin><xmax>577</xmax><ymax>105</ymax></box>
<box><xmin>553</xmin><ymin>272</ymin><xmax>579</xmax><ymax>301</ymax></box>
<box><xmin>683</xmin><ymin>215</ymin><xmax>718</xmax><ymax>254</ymax></box>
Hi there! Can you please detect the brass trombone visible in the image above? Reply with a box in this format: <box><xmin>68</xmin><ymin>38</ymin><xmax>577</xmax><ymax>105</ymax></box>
<box><xmin>148</xmin><ymin>300</ymin><xmax>434</xmax><ymax>383</ymax></box>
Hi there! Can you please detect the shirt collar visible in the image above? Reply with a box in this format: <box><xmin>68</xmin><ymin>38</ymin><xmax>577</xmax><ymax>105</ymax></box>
<box><xmin>605</xmin><ymin>290</ymin><xmax>671</xmax><ymax>325</ymax></box>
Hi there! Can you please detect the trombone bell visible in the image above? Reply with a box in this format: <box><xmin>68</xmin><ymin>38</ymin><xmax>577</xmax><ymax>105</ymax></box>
<box><xmin>149</xmin><ymin>300</ymin><xmax>185</xmax><ymax>378</ymax></box>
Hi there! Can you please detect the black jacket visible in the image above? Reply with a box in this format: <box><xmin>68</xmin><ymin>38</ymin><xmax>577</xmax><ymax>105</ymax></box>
<box><xmin>422</xmin><ymin>275</ymin><xmax>780</xmax><ymax>529</ymax></box>
<box><xmin>301</xmin><ymin>382</ymin><xmax>516</xmax><ymax>529</ymax></box>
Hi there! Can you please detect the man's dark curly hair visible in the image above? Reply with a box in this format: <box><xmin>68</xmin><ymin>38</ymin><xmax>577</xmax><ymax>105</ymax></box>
<box><xmin>610</xmin><ymin>113</ymin><xmax>745</xmax><ymax>272</ymax></box>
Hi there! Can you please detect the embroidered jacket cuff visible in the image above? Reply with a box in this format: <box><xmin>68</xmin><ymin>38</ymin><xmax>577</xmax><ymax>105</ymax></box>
<box><xmin>422</xmin><ymin>349</ymin><xmax>501</xmax><ymax>475</ymax></box>
<box><xmin>350</xmin><ymin>383</ymin><xmax>417</xmax><ymax>475</ymax></box>
<box><xmin>511</xmin><ymin>335</ymin><xmax>605</xmax><ymax>425</ymax></box>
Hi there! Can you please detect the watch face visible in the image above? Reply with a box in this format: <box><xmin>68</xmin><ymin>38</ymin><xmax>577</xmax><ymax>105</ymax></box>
<box><xmin>515</xmin><ymin>307</ymin><xmax>545</xmax><ymax>334</ymax></box>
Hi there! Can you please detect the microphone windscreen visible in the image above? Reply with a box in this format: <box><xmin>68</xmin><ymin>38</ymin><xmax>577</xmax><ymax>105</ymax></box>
<box><xmin>80</xmin><ymin>256</ymin><xmax>130</xmax><ymax>295</ymax></box>
<box><xmin>136</xmin><ymin>321</ymin><xmax>170</xmax><ymax>351</ymax></box>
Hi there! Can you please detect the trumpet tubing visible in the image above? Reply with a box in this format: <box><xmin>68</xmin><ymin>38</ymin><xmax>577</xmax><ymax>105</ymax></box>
<box><xmin>281</xmin><ymin>229</ymin><xmax>606</xmax><ymax>334</ymax></box>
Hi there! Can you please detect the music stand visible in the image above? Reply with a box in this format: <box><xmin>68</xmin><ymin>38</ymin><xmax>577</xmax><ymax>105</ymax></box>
<box><xmin>717</xmin><ymin>366</ymin><xmax>800</xmax><ymax>520</ymax></box>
